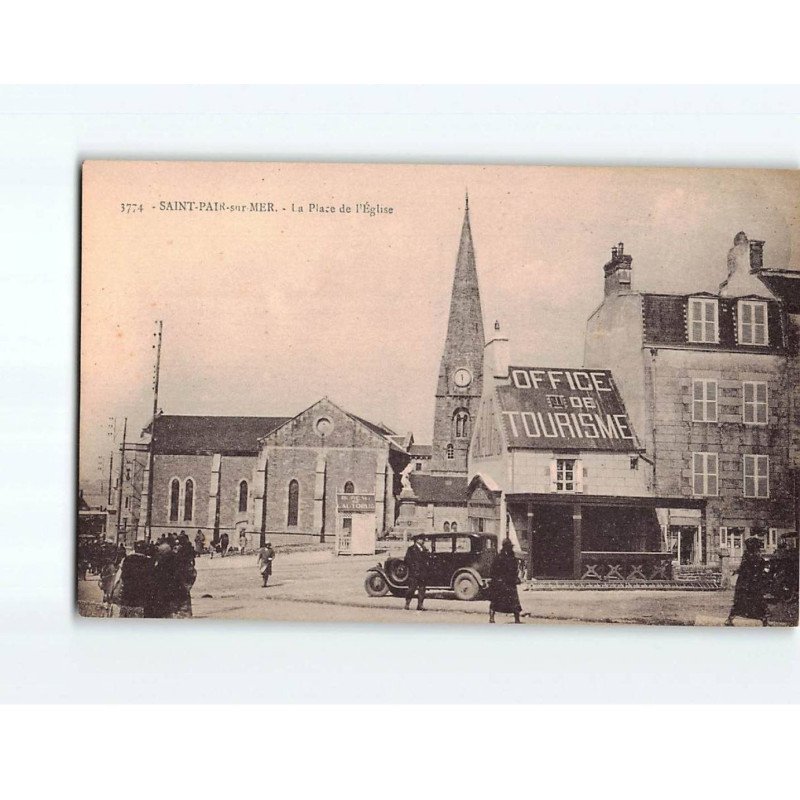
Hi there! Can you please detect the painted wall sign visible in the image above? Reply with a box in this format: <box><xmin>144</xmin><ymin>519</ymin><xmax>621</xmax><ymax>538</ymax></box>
<box><xmin>337</xmin><ymin>493</ymin><xmax>376</xmax><ymax>513</ymax></box>
<box><xmin>496</xmin><ymin>367</ymin><xmax>638</xmax><ymax>451</ymax></box>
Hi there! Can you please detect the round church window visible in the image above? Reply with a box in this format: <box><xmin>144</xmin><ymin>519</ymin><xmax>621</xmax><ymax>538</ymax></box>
<box><xmin>315</xmin><ymin>417</ymin><xmax>333</xmax><ymax>436</ymax></box>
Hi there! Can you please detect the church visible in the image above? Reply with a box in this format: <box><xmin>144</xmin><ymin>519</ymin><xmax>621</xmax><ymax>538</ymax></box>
<box><xmin>133</xmin><ymin>199</ymin><xmax>484</xmax><ymax>548</ymax></box>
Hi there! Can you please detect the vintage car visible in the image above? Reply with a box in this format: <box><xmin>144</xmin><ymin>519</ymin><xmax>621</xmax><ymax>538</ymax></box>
<box><xmin>364</xmin><ymin>532</ymin><xmax>499</xmax><ymax>601</ymax></box>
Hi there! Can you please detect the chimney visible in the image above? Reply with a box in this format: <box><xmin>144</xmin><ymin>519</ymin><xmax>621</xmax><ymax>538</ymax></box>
<box><xmin>484</xmin><ymin>319</ymin><xmax>510</xmax><ymax>381</ymax></box>
<box><xmin>749</xmin><ymin>239</ymin><xmax>765</xmax><ymax>272</ymax></box>
<box><xmin>603</xmin><ymin>242</ymin><xmax>633</xmax><ymax>296</ymax></box>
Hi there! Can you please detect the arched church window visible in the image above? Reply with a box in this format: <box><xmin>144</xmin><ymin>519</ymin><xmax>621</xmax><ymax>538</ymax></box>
<box><xmin>287</xmin><ymin>480</ymin><xmax>299</xmax><ymax>527</ymax></box>
<box><xmin>443</xmin><ymin>522</ymin><xmax>450</xmax><ymax>532</ymax></box>
<box><xmin>454</xmin><ymin>409</ymin><xmax>470</xmax><ymax>439</ymax></box>
<box><xmin>169</xmin><ymin>478</ymin><xmax>180</xmax><ymax>522</ymax></box>
<box><xmin>184</xmin><ymin>478</ymin><xmax>194</xmax><ymax>521</ymax></box>
<box><xmin>446</xmin><ymin>443</ymin><xmax>454</xmax><ymax>460</ymax></box>
<box><xmin>451</xmin><ymin>522</ymin><xmax>458</xmax><ymax>533</ymax></box>
<box><xmin>238</xmin><ymin>480</ymin><xmax>248</xmax><ymax>513</ymax></box>
<box><xmin>343</xmin><ymin>481</ymin><xmax>355</xmax><ymax>494</ymax></box>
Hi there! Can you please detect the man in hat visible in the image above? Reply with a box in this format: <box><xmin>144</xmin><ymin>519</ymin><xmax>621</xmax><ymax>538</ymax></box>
<box><xmin>257</xmin><ymin>540</ymin><xmax>275</xmax><ymax>587</ymax></box>
<box><xmin>404</xmin><ymin>535</ymin><xmax>430</xmax><ymax>611</ymax></box>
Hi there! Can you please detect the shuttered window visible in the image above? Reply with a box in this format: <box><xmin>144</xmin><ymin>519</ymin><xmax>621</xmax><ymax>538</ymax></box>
<box><xmin>688</xmin><ymin>298</ymin><xmax>718</xmax><ymax>343</ymax></box>
<box><xmin>692</xmin><ymin>379</ymin><xmax>718</xmax><ymax>422</ymax></box>
<box><xmin>738</xmin><ymin>300</ymin><xmax>768</xmax><ymax>345</ymax></box>
<box><xmin>692</xmin><ymin>452</ymin><xmax>718</xmax><ymax>496</ymax></box>
<box><xmin>743</xmin><ymin>455</ymin><xmax>769</xmax><ymax>498</ymax></box>
<box><xmin>743</xmin><ymin>381</ymin><xmax>768</xmax><ymax>424</ymax></box>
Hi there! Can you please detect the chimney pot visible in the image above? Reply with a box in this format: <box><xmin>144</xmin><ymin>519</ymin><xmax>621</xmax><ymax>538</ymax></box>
<box><xmin>618</xmin><ymin>242</ymin><xmax>624</xmax><ymax>256</ymax></box>
<box><xmin>749</xmin><ymin>239</ymin><xmax>764</xmax><ymax>272</ymax></box>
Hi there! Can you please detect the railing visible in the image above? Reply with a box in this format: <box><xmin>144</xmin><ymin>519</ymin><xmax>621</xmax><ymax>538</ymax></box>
<box><xmin>580</xmin><ymin>551</ymin><xmax>674</xmax><ymax>581</ymax></box>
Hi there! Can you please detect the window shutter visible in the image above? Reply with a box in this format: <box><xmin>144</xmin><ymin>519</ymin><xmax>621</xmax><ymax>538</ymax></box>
<box><xmin>719</xmin><ymin>526</ymin><xmax>728</xmax><ymax>548</ymax></box>
<box><xmin>549</xmin><ymin>461</ymin><xmax>557</xmax><ymax>492</ymax></box>
<box><xmin>575</xmin><ymin>460</ymin><xmax>584</xmax><ymax>493</ymax></box>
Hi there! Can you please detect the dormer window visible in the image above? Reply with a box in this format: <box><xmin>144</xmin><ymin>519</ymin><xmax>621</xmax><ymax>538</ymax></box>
<box><xmin>688</xmin><ymin>298</ymin><xmax>718</xmax><ymax>344</ymax></box>
<box><xmin>737</xmin><ymin>300</ymin><xmax>768</xmax><ymax>346</ymax></box>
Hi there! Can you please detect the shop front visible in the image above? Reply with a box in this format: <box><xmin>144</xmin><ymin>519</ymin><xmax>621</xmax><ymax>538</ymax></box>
<box><xmin>504</xmin><ymin>494</ymin><xmax>707</xmax><ymax>581</ymax></box>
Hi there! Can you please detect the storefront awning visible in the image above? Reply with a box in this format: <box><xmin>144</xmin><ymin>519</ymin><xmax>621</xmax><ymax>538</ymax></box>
<box><xmin>505</xmin><ymin>493</ymin><xmax>706</xmax><ymax>510</ymax></box>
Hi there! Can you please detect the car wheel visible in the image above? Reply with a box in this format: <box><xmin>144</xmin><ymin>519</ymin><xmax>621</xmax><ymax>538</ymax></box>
<box><xmin>386</xmin><ymin>560</ymin><xmax>409</xmax><ymax>584</ymax></box>
<box><xmin>364</xmin><ymin>572</ymin><xmax>390</xmax><ymax>597</ymax></box>
<box><xmin>453</xmin><ymin>572</ymin><xmax>480</xmax><ymax>601</ymax></box>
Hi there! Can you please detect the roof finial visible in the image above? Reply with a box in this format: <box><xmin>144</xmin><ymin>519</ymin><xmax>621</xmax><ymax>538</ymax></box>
<box><xmin>465</xmin><ymin>189</ymin><xmax>469</xmax><ymax>212</ymax></box>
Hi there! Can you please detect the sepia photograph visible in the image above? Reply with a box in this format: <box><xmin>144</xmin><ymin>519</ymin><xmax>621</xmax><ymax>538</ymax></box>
<box><xmin>78</xmin><ymin>160</ymin><xmax>800</xmax><ymax>626</ymax></box>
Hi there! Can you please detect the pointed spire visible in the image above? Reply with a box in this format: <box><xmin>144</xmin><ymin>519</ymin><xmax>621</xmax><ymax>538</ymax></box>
<box><xmin>431</xmin><ymin>199</ymin><xmax>486</xmax><ymax>474</ymax></box>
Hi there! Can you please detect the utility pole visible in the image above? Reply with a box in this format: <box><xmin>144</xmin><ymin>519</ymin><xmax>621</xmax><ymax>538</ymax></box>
<box><xmin>107</xmin><ymin>452</ymin><xmax>113</xmax><ymax>506</ymax></box>
<box><xmin>115</xmin><ymin>416</ymin><xmax>128</xmax><ymax>546</ymax></box>
<box><xmin>145</xmin><ymin>320</ymin><xmax>163</xmax><ymax>541</ymax></box>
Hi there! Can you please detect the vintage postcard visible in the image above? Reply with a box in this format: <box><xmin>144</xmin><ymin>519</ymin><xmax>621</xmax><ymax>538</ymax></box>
<box><xmin>78</xmin><ymin>161</ymin><xmax>799</xmax><ymax>626</ymax></box>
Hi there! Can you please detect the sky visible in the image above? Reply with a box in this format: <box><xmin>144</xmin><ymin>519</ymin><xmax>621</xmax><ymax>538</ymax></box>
<box><xmin>79</xmin><ymin>161</ymin><xmax>800</xmax><ymax>488</ymax></box>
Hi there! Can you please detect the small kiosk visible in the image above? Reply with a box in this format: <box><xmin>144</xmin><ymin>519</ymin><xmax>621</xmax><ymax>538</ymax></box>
<box><xmin>336</xmin><ymin>493</ymin><xmax>376</xmax><ymax>555</ymax></box>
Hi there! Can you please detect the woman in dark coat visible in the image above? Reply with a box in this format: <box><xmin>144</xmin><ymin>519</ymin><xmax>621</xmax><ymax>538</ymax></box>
<box><xmin>726</xmin><ymin>536</ymin><xmax>769</xmax><ymax>626</ymax></box>
<box><xmin>490</xmin><ymin>539</ymin><xmax>523</xmax><ymax>624</ymax></box>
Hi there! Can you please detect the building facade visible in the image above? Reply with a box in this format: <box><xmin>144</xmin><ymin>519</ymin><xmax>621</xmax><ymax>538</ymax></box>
<box><xmin>138</xmin><ymin>402</ymin><xmax>408</xmax><ymax>548</ymax></box>
<box><xmin>585</xmin><ymin>235</ymin><xmax>796</xmax><ymax>565</ymax></box>
<box><xmin>467</xmin><ymin>334</ymin><xmax>699</xmax><ymax>580</ymax></box>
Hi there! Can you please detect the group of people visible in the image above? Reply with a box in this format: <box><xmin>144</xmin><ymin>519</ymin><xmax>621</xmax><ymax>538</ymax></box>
<box><xmin>77</xmin><ymin>536</ymin><xmax>126</xmax><ymax>581</ymax></box>
<box><xmin>192</xmin><ymin>529</ymin><xmax>251</xmax><ymax>557</ymax></box>
<box><xmin>96</xmin><ymin>531</ymin><xmax>198</xmax><ymax>618</ymax></box>
<box><xmin>402</xmin><ymin>535</ymin><xmax>523</xmax><ymax>623</ymax></box>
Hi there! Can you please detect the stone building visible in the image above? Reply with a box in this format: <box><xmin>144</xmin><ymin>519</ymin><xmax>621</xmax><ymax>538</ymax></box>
<box><xmin>467</xmin><ymin>332</ymin><xmax>700</xmax><ymax>580</ymax></box>
<box><xmin>254</xmin><ymin>398</ymin><xmax>409</xmax><ymax>544</ymax></box>
<box><xmin>139</xmin><ymin>400</ymin><xmax>409</xmax><ymax>549</ymax></box>
<box><xmin>751</xmin><ymin>262</ymin><xmax>800</xmax><ymax>535</ymax></box>
<box><xmin>584</xmin><ymin>235</ymin><xmax>796</xmax><ymax>565</ymax></box>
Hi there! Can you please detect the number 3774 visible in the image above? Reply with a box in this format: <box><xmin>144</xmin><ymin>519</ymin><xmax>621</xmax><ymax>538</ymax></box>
<box><xmin>120</xmin><ymin>203</ymin><xmax>143</xmax><ymax>213</ymax></box>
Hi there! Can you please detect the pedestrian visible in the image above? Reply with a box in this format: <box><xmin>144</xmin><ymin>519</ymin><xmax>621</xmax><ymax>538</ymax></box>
<box><xmin>726</xmin><ymin>535</ymin><xmax>769</xmax><ymax>626</ymax></box>
<box><xmin>220</xmin><ymin>531</ymin><xmax>229</xmax><ymax>558</ymax></box>
<box><xmin>77</xmin><ymin>541</ymin><xmax>89</xmax><ymax>581</ymax></box>
<box><xmin>239</xmin><ymin>529</ymin><xmax>248</xmax><ymax>555</ymax></box>
<box><xmin>194</xmin><ymin>529</ymin><xmax>205</xmax><ymax>556</ymax></box>
<box><xmin>117</xmin><ymin>540</ymin><xmax>154</xmax><ymax>617</ymax></box>
<box><xmin>403</xmin><ymin>535</ymin><xmax>430</xmax><ymax>611</ymax></box>
<box><xmin>489</xmin><ymin>539</ymin><xmax>523</xmax><ymax>624</ymax></box>
<box><xmin>257</xmin><ymin>541</ymin><xmax>275</xmax><ymax>587</ymax></box>
<box><xmin>99</xmin><ymin>559</ymin><xmax>117</xmax><ymax>604</ymax></box>
<box><xmin>172</xmin><ymin>533</ymin><xmax>197</xmax><ymax>618</ymax></box>
<box><xmin>150</xmin><ymin>541</ymin><xmax>185</xmax><ymax>618</ymax></box>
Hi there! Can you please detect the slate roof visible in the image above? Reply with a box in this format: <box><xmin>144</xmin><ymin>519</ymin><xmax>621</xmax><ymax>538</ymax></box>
<box><xmin>496</xmin><ymin>366</ymin><xmax>641</xmax><ymax>453</ymax></box>
<box><xmin>641</xmin><ymin>293</ymin><xmax>784</xmax><ymax>352</ymax></box>
<box><xmin>757</xmin><ymin>269</ymin><xmax>800</xmax><ymax>314</ymax></box>
<box><xmin>348</xmin><ymin>413</ymin><xmax>395</xmax><ymax>438</ymax></box>
<box><xmin>409</xmin><ymin>473</ymin><xmax>468</xmax><ymax>504</ymax></box>
<box><xmin>408</xmin><ymin>444</ymin><xmax>433</xmax><ymax>457</ymax></box>
<box><xmin>150</xmin><ymin>415</ymin><xmax>290</xmax><ymax>455</ymax></box>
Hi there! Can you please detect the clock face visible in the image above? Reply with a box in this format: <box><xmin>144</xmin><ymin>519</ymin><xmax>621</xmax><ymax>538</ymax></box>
<box><xmin>453</xmin><ymin>368</ymin><xmax>472</xmax><ymax>388</ymax></box>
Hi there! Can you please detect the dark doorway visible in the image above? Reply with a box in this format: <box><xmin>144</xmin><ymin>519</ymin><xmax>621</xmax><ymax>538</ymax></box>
<box><xmin>530</xmin><ymin>506</ymin><xmax>574</xmax><ymax>579</ymax></box>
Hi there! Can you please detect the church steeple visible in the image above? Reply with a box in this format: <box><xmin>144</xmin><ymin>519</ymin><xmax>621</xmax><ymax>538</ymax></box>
<box><xmin>431</xmin><ymin>198</ymin><xmax>486</xmax><ymax>475</ymax></box>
